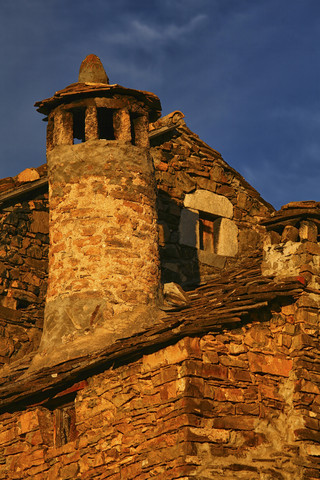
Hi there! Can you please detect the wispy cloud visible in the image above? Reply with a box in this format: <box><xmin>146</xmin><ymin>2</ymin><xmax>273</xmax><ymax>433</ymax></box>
<box><xmin>100</xmin><ymin>14</ymin><xmax>207</xmax><ymax>48</ymax></box>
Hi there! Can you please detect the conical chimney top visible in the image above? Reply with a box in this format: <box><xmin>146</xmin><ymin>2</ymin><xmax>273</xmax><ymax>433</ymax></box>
<box><xmin>35</xmin><ymin>54</ymin><xmax>161</xmax><ymax>121</ymax></box>
<box><xmin>78</xmin><ymin>54</ymin><xmax>109</xmax><ymax>84</ymax></box>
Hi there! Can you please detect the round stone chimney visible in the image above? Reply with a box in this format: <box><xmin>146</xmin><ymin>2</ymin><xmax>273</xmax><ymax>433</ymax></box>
<box><xmin>35</xmin><ymin>55</ymin><xmax>162</xmax><ymax>351</ymax></box>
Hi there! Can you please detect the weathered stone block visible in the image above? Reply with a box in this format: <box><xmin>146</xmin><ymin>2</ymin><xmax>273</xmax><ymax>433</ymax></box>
<box><xmin>236</xmin><ymin>402</ymin><xmax>260</xmax><ymax>415</ymax></box>
<box><xmin>60</xmin><ymin>462</ymin><xmax>79</xmax><ymax>479</ymax></box>
<box><xmin>212</xmin><ymin>415</ymin><xmax>257</xmax><ymax>431</ymax></box>
<box><xmin>247</xmin><ymin>352</ymin><xmax>293</xmax><ymax>377</ymax></box>
<box><xmin>229</xmin><ymin>368</ymin><xmax>252</xmax><ymax>383</ymax></box>
<box><xmin>189</xmin><ymin>426</ymin><xmax>230</xmax><ymax>443</ymax></box>
<box><xmin>201</xmin><ymin>364</ymin><xmax>228</xmax><ymax>380</ymax></box>
<box><xmin>17</xmin><ymin>168</ymin><xmax>40</xmax><ymax>183</ymax></box>
<box><xmin>214</xmin><ymin>387</ymin><xmax>244</xmax><ymax>402</ymax></box>
<box><xmin>184</xmin><ymin>190</ymin><xmax>233</xmax><ymax>218</ymax></box>
<box><xmin>0</xmin><ymin>427</ymin><xmax>17</xmax><ymax>445</ymax></box>
<box><xmin>18</xmin><ymin>410</ymin><xmax>39</xmax><ymax>435</ymax></box>
<box><xmin>305</xmin><ymin>444</ymin><xmax>320</xmax><ymax>456</ymax></box>
<box><xmin>202</xmin><ymin>350</ymin><xmax>219</xmax><ymax>364</ymax></box>
<box><xmin>299</xmin><ymin>220</ymin><xmax>318</xmax><ymax>243</ymax></box>
<box><xmin>142</xmin><ymin>341</ymin><xmax>191</xmax><ymax>372</ymax></box>
<box><xmin>30</xmin><ymin>211</ymin><xmax>49</xmax><ymax>234</ymax></box>
<box><xmin>305</xmin><ymin>241</ymin><xmax>320</xmax><ymax>255</ymax></box>
<box><xmin>244</xmin><ymin>325</ymin><xmax>270</xmax><ymax>348</ymax></box>
<box><xmin>215</xmin><ymin>218</ymin><xmax>238</xmax><ymax>256</ymax></box>
<box><xmin>281</xmin><ymin>304</ymin><xmax>296</xmax><ymax>316</ymax></box>
<box><xmin>281</xmin><ymin>225</ymin><xmax>299</xmax><ymax>242</ymax></box>
<box><xmin>297</xmin><ymin>294</ymin><xmax>319</xmax><ymax>309</ymax></box>
<box><xmin>238</xmin><ymin>229</ymin><xmax>261</xmax><ymax>252</ymax></box>
<box><xmin>292</xmin><ymin>333</ymin><xmax>316</xmax><ymax>350</ymax></box>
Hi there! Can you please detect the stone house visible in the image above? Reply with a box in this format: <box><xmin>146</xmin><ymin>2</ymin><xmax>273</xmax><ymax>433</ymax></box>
<box><xmin>0</xmin><ymin>54</ymin><xmax>319</xmax><ymax>479</ymax></box>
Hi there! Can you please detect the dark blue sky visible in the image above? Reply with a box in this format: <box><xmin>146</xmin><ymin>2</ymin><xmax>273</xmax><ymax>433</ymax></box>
<box><xmin>1</xmin><ymin>0</ymin><xmax>320</xmax><ymax>209</ymax></box>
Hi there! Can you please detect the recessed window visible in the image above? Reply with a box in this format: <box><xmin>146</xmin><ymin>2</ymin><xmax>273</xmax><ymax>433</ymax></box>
<box><xmin>97</xmin><ymin>108</ymin><xmax>115</xmax><ymax>140</ymax></box>
<box><xmin>54</xmin><ymin>404</ymin><xmax>77</xmax><ymax>447</ymax></box>
<box><xmin>199</xmin><ymin>213</ymin><xmax>219</xmax><ymax>253</ymax></box>
<box><xmin>130</xmin><ymin>113</ymin><xmax>140</xmax><ymax>145</ymax></box>
<box><xmin>180</xmin><ymin>190</ymin><xmax>238</xmax><ymax>260</ymax></box>
<box><xmin>199</xmin><ymin>215</ymin><xmax>214</xmax><ymax>252</ymax></box>
<box><xmin>42</xmin><ymin>380</ymin><xmax>87</xmax><ymax>447</ymax></box>
<box><xmin>72</xmin><ymin>108</ymin><xmax>85</xmax><ymax>144</ymax></box>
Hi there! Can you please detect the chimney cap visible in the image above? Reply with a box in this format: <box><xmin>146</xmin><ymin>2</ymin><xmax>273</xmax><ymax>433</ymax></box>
<box><xmin>261</xmin><ymin>200</ymin><xmax>320</xmax><ymax>230</ymax></box>
<box><xmin>78</xmin><ymin>54</ymin><xmax>109</xmax><ymax>84</ymax></box>
<box><xmin>34</xmin><ymin>55</ymin><xmax>162</xmax><ymax>122</ymax></box>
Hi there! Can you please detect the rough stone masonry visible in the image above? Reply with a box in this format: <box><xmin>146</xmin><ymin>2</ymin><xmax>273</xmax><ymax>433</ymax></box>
<box><xmin>0</xmin><ymin>55</ymin><xmax>319</xmax><ymax>479</ymax></box>
<box><xmin>37</xmin><ymin>55</ymin><xmax>163</xmax><ymax>354</ymax></box>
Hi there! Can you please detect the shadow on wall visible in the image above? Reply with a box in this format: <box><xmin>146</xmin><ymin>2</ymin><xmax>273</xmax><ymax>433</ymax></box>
<box><xmin>157</xmin><ymin>190</ymin><xmax>200</xmax><ymax>287</ymax></box>
<box><xmin>0</xmin><ymin>187</ymin><xmax>49</xmax><ymax>366</ymax></box>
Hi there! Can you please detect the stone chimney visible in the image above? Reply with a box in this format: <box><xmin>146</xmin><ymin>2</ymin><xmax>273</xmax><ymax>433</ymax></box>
<box><xmin>35</xmin><ymin>55</ymin><xmax>162</xmax><ymax>352</ymax></box>
<box><xmin>261</xmin><ymin>201</ymin><xmax>320</xmax><ymax>286</ymax></box>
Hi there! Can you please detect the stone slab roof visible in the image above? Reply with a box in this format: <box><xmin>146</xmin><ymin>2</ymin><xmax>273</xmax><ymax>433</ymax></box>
<box><xmin>0</xmin><ymin>250</ymin><xmax>306</xmax><ymax>412</ymax></box>
<box><xmin>34</xmin><ymin>82</ymin><xmax>161</xmax><ymax>121</ymax></box>
<box><xmin>0</xmin><ymin>165</ymin><xmax>47</xmax><ymax>208</ymax></box>
<box><xmin>0</xmin><ymin>112</ymin><xmax>295</xmax><ymax>412</ymax></box>
<box><xmin>261</xmin><ymin>201</ymin><xmax>320</xmax><ymax>229</ymax></box>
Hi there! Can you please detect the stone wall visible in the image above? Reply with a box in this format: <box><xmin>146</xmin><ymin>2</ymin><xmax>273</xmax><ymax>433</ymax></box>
<box><xmin>0</xmin><ymin>296</ymin><xmax>319</xmax><ymax>479</ymax></box>
<box><xmin>150</xmin><ymin>115</ymin><xmax>273</xmax><ymax>284</ymax></box>
<box><xmin>42</xmin><ymin>140</ymin><xmax>161</xmax><ymax>351</ymax></box>
<box><xmin>0</xmin><ymin>113</ymin><xmax>275</xmax><ymax>363</ymax></box>
<box><xmin>190</xmin><ymin>294</ymin><xmax>320</xmax><ymax>480</ymax></box>
<box><xmin>262</xmin><ymin>204</ymin><xmax>320</xmax><ymax>291</ymax></box>
<box><xmin>0</xmin><ymin>167</ymin><xmax>48</xmax><ymax>365</ymax></box>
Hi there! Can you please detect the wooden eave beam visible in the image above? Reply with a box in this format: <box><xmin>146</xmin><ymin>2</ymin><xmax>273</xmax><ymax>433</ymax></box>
<box><xmin>0</xmin><ymin>178</ymin><xmax>48</xmax><ymax>207</ymax></box>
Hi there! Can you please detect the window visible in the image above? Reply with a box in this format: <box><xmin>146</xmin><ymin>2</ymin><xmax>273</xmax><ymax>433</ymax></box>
<box><xmin>43</xmin><ymin>380</ymin><xmax>87</xmax><ymax>447</ymax></box>
<box><xmin>199</xmin><ymin>213</ymin><xmax>218</xmax><ymax>252</ymax></box>
<box><xmin>97</xmin><ymin>108</ymin><xmax>115</xmax><ymax>140</ymax></box>
<box><xmin>130</xmin><ymin>113</ymin><xmax>137</xmax><ymax>145</ymax></box>
<box><xmin>179</xmin><ymin>190</ymin><xmax>238</xmax><ymax>263</ymax></box>
<box><xmin>54</xmin><ymin>404</ymin><xmax>77</xmax><ymax>447</ymax></box>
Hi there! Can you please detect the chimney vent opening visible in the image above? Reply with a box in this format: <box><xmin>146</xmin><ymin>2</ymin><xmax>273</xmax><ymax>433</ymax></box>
<box><xmin>72</xmin><ymin>108</ymin><xmax>85</xmax><ymax>144</ymax></box>
<box><xmin>97</xmin><ymin>108</ymin><xmax>115</xmax><ymax>140</ymax></box>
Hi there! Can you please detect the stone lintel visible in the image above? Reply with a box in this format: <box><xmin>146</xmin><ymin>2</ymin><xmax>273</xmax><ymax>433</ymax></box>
<box><xmin>184</xmin><ymin>190</ymin><xmax>233</xmax><ymax>218</ymax></box>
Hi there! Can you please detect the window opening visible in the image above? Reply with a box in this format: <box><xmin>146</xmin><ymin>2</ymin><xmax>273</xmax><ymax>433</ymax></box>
<box><xmin>42</xmin><ymin>380</ymin><xmax>87</xmax><ymax>447</ymax></box>
<box><xmin>97</xmin><ymin>108</ymin><xmax>115</xmax><ymax>140</ymax></box>
<box><xmin>130</xmin><ymin>113</ymin><xmax>139</xmax><ymax>145</ymax></box>
<box><xmin>54</xmin><ymin>403</ymin><xmax>77</xmax><ymax>447</ymax></box>
<box><xmin>199</xmin><ymin>212</ymin><xmax>219</xmax><ymax>253</ymax></box>
<box><xmin>72</xmin><ymin>108</ymin><xmax>85</xmax><ymax>144</ymax></box>
<box><xmin>43</xmin><ymin>385</ymin><xmax>86</xmax><ymax>446</ymax></box>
